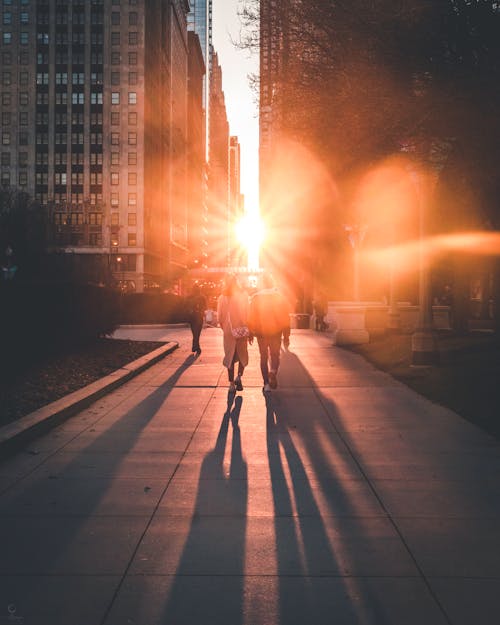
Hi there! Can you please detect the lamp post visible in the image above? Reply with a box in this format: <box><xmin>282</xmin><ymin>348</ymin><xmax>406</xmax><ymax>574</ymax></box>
<box><xmin>387</xmin><ymin>227</ymin><xmax>400</xmax><ymax>332</ymax></box>
<box><xmin>409</xmin><ymin>169</ymin><xmax>438</xmax><ymax>365</ymax></box>
<box><xmin>344</xmin><ymin>224</ymin><xmax>367</xmax><ymax>302</ymax></box>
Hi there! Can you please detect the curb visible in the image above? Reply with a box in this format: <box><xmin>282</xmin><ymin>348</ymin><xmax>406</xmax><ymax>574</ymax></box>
<box><xmin>0</xmin><ymin>341</ymin><xmax>179</xmax><ymax>455</ymax></box>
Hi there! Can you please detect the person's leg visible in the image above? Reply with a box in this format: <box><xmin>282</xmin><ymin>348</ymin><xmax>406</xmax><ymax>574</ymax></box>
<box><xmin>257</xmin><ymin>336</ymin><xmax>270</xmax><ymax>385</ymax></box>
<box><xmin>191</xmin><ymin>316</ymin><xmax>203</xmax><ymax>352</ymax></box>
<box><xmin>268</xmin><ymin>332</ymin><xmax>282</xmax><ymax>388</ymax></box>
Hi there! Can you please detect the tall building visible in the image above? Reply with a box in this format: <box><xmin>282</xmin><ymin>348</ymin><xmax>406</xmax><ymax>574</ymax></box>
<box><xmin>0</xmin><ymin>0</ymin><xmax>191</xmax><ymax>292</ymax></box>
<box><xmin>187</xmin><ymin>0</ymin><xmax>211</xmax><ymax>159</ymax></box>
<box><xmin>228</xmin><ymin>134</ymin><xmax>243</xmax><ymax>265</ymax></box>
<box><xmin>207</xmin><ymin>45</ymin><xmax>229</xmax><ymax>267</ymax></box>
<box><xmin>187</xmin><ymin>31</ymin><xmax>208</xmax><ymax>269</ymax></box>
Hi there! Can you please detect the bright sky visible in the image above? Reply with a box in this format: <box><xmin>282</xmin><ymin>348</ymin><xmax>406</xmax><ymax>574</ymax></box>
<box><xmin>212</xmin><ymin>0</ymin><xmax>259</xmax><ymax>214</ymax></box>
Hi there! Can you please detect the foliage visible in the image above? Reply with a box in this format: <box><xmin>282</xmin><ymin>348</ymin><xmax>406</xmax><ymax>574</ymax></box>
<box><xmin>0</xmin><ymin>281</ymin><xmax>120</xmax><ymax>376</ymax></box>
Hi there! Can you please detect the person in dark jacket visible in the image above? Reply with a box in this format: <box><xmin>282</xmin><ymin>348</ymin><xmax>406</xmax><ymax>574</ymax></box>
<box><xmin>185</xmin><ymin>284</ymin><xmax>207</xmax><ymax>354</ymax></box>
<box><xmin>248</xmin><ymin>273</ymin><xmax>291</xmax><ymax>393</ymax></box>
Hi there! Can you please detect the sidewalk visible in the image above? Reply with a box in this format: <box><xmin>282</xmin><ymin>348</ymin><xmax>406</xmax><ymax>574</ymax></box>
<box><xmin>1</xmin><ymin>326</ymin><xmax>499</xmax><ymax>625</ymax></box>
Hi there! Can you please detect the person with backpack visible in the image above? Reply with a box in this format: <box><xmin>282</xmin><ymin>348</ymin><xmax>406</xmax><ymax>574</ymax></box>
<box><xmin>248</xmin><ymin>272</ymin><xmax>291</xmax><ymax>393</ymax></box>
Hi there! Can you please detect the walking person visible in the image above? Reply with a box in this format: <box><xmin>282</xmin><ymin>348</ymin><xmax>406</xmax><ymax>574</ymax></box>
<box><xmin>217</xmin><ymin>274</ymin><xmax>251</xmax><ymax>393</ymax></box>
<box><xmin>248</xmin><ymin>272</ymin><xmax>291</xmax><ymax>393</ymax></box>
<box><xmin>185</xmin><ymin>283</ymin><xmax>207</xmax><ymax>355</ymax></box>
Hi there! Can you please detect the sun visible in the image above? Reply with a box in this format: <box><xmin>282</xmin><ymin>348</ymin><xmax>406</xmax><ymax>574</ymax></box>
<box><xmin>235</xmin><ymin>213</ymin><xmax>265</xmax><ymax>269</ymax></box>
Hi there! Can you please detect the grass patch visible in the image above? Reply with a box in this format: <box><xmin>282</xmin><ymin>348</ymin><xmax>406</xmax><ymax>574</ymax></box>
<box><xmin>344</xmin><ymin>332</ymin><xmax>500</xmax><ymax>441</ymax></box>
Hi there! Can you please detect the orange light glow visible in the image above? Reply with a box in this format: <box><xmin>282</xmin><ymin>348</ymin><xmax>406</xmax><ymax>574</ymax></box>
<box><xmin>235</xmin><ymin>213</ymin><xmax>265</xmax><ymax>269</ymax></box>
<box><xmin>363</xmin><ymin>231</ymin><xmax>500</xmax><ymax>273</ymax></box>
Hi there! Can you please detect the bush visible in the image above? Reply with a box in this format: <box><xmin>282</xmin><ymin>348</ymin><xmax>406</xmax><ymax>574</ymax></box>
<box><xmin>0</xmin><ymin>281</ymin><xmax>119</xmax><ymax>375</ymax></box>
<box><xmin>118</xmin><ymin>292</ymin><xmax>187</xmax><ymax>324</ymax></box>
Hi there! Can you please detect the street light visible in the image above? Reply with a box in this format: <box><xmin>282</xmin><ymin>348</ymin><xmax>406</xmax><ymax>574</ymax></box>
<box><xmin>409</xmin><ymin>169</ymin><xmax>438</xmax><ymax>366</ymax></box>
<box><xmin>344</xmin><ymin>223</ymin><xmax>368</xmax><ymax>302</ymax></box>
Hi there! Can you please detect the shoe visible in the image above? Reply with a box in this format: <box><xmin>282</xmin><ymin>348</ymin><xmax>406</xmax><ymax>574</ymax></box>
<box><xmin>269</xmin><ymin>371</ymin><xmax>277</xmax><ymax>389</ymax></box>
<box><xmin>235</xmin><ymin>376</ymin><xmax>243</xmax><ymax>391</ymax></box>
<box><xmin>229</xmin><ymin>382</ymin><xmax>236</xmax><ymax>393</ymax></box>
<box><xmin>263</xmin><ymin>383</ymin><xmax>272</xmax><ymax>393</ymax></box>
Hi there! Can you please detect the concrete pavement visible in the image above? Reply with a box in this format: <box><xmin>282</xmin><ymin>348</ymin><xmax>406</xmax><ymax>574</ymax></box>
<box><xmin>1</xmin><ymin>325</ymin><xmax>500</xmax><ymax>625</ymax></box>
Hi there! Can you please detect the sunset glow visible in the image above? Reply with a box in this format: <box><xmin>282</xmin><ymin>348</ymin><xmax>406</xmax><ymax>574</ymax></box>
<box><xmin>235</xmin><ymin>213</ymin><xmax>265</xmax><ymax>269</ymax></box>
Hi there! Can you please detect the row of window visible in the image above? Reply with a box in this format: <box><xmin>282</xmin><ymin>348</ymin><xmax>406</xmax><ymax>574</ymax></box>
<box><xmin>2</xmin><ymin>31</ymin><xmax>141</xmax><ymax>46</ymax></box>
<box><xmin>2</xmin><ymin>11</ymin><xmax>29</xmax><ymax>25</ymax></box>
<box><xmin>34</xmin><ymin>190</ymin><xmax>139</xmax><ymax>207</ymax></box>
<box><xmin>0</xmin><ymin>91</ymin><xmax>138</xmax><ymax>106</ymax></box>
<box><xmin>50</xmin><ymin>172</ymin><xmax>138</xmax><ymax>186</ymax></box>
<box><xmin>1</xmin><ymin>150</ymin><xmax>138</xmax><ymax>167</ymax></box>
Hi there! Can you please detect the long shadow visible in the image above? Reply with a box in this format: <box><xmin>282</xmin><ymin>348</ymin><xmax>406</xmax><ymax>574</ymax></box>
<box><xmin>264</xmin><ymin>349</ymin><xmax>389</xmax><ymax>624</ymax></box>
<box><xmin>160</xmin><ymin>394</ymin><xmax>248</xmax><ymax>624</ymax></box>
<box><xmin>0</xmin><ymin>353</ymin><xmax>197</xmax><ymax>620</ymax></box>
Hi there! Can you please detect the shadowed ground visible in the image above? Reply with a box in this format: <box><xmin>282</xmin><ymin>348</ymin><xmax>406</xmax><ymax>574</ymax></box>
<box><xmin>0</xmin><ymin>326</ymin><xmax>499</xmax><ymax>625</ymax></box>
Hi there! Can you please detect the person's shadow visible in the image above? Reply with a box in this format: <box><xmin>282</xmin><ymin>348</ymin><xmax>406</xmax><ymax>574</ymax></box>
<box><xmin>161</xmin><ymin>394</ymin><xmax>248</xmax><ymax>624</ymax></box>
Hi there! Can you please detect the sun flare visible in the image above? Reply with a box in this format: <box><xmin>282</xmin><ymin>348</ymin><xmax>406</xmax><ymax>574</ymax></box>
<box><xmin>235</xmin><ymin>213</ymin><xmax>265</xmax><ymax>270</ymax></box>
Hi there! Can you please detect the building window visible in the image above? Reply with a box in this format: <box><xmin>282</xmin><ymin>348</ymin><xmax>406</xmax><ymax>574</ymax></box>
<box><xmin>128</xmin><ymin>192</ymin><xmax>136</xmax><ymax>206</ymax></box>
<box><xmin>1</xmin><ymin>152</ymin><xmax>10</xmax><ymax>166</ymax></box>
<box><xmin>36</xmin><ymin>72</ymin><xmax>49</xmax><ymax>85</ymax></box>
<box><xmin>90</xmin><ymin>152</ymin><xmax>103</xmax><ymax>165</ymax></box>
<box><xmin>128</xmin><ymin>132</ymin><xmax>137</xmax><ymax>145</ymax></box>
<box><xmin>56</xmin><ymin>72</ymin><xmax>68</xmax><ymax>85</ymax></box>
<box><xmin>20</xmin><ymin>31</ymin><xmax>29</xmax><ymax>45</ymax></box>
<box><xmin>128</xmin><ymin>31</ymin><xmax>138</xmax><ymax>45</ymax></box>
<box><xmin>128</xmin><ymin>152</ymin><xmax>137</xmax><ymax>165</ymax></box>
<box><xmin>129</xmin><ymin>51</ymin><xmax>137</xmax><ymax>65</ymax></box>
<box><xmin>72</xmin><ymin>73</ymin><xmax>85</xmax><ymax>85</ymax></box>
<box><xmin>3</xmin><ymin>33</ymin><xmax>12</xmax><ymax>45</ymax></box>
<box><xmin>128</xmin><ymin>112</ymin><xmax>137</xmax><ymax>125</ymax></box>
<box><xmin>20</xmin><ymin>12</ymin><xmax>29</xmax><ymax>24</ymax></box>
<box><xmin>90</xmin><ymin>132</ymin><xmax>103</xmax><ymax>145</ymax></box>
<box><xmin>128</xmin><ymin>212</ymin><xmax>136</xmax><ymax>226</ymax></box>
<box><xmin>90</xmin><ymin>172</ymin><xmax>102</xmax><ymax>185</ymax></box>
<box><xmin>88</xmin><ymin>212</ymin><xmax>102</xmax><ymax>225</ymax></box>
<box><xmin>111</xmin><ymin>12</ymin><xmax>120</xmax><ymax>25</ymax></box>
<box><xmin>72</xmin><ymin>93</ymin><xmax>84</xmax><ymax>104</ymax></box>
<box><xmin>110</xmin><ymin>193</ymin><xmax>119</xmax><ymax>207</ymax></box>
<box><xmin>18</xmin><ymin>132</ymin><xmax>28</xmax><ymax>145</ymax></box>
<box><xmin>111</xmin><ymin>112</ymin><xmax>120</xmax><ymax>125</ymax></box>
<box><xmin>2</xmin><ymin>132</ymin><xmax>10</xmax><ymax>146</ymax></box>
<box><xmin>20</xmin><ymin>92</ymin><xmax>29</xmax><ymax>105</ymax></box>
<box><xmin>111</xmin><ymin>31</ymin><xmax>120</xmax><ymax>45</ymax></box>
<box><xmin>129</xmin><ymin>12</ymin><xmax>138</xmax><ymax>25</ymax></box>
<box><xmin>111</xmin><ymin>152</ymin><xmax>120</xmax><ymax>165</ymax></box>
<box><xmin>19</xmin><ymin>71</ymin><xmax>29</xmax><ymax>85</ymax></box>
<box><xmin>19</xmin><ymin>171</ymin><xmax>28</xmax><ymax>186</ymax></box>
<box><xmin>55</xmin><ymin>92</ymin><xmax>67</xmax><ymax>105</ymax></box>
<box><xmin>111</xmin><ymin>71</ymin><xmax>120</xmax><ymax>86</ymax></box>
<box><xmin>128</xmin><ymin>232</ymin><xmax>136</xmax><ymax>246</ymax></box>
<box><xmin>2</xmin><ymin>52</ymin><xmax>12</xmax><ymax>64</ymax></box>
<box><xmin>19</xmin><ymin>112</ymin><xmax>28</xmax><ymax>126</ymax></box>
<box><xmin>110</xmin><ymin>133</ymin><xmax>120</xmax><ymax>145</ymax></box>
<box><xmin>3</xmin><ymin>12</ymin><xmax>12</xmax><ymax>25</ymax></box>
<box><xmin>1</xmin><ymin>172</ymin><xmax>11</xmax><ymax>186</ymax></box>
<box><xmin>19</xmin><ymin>51</ymin><xmax>29</xmax><ymax>64</ymax></box>
<box><xmin>55</xmin><ymin>172</ymin><xmax>67</xmax><ymax>185</ymax></box>
<box><xmin>2</xmin><ymin>93</ymin><xmax>12</xmax><ymax>106</ymax></box>
<box><xmin>18</xmin><ymin>152</ymin><xmax>28</xmax><ymax>167</ymax></box>
<box><xmin>111</xmin><ymin>51</ymin><xmax>121</xmax><ymax>65</ymax></box>
<box><xmin>128</xmin><ymin>92</ymin><xmax>137</xmax><ymax>105</ymax></box>
<box><xmin>111</xmin><ymin>172</ymin><xmax>119</xmax><ymax>185</ymax></box>
<box><xmin>128</xmin><ymin>172</ymin><xmax>137</xmax><ymax>185</ymax></box>
<box><xmin>111</xmin><ymin>212</ymin><xmax>119</xmax><ymax>225</ymax></box>
<box><xmin>128</xmin><ymin>72</ymin><xmax>138</xmax><ymax>85</ymax></box>
<box><xmin>1</xmin><ymin>112</ymin><xmax>11</xmax><ymax>125</ymax></box>
<box><xmin>111</xmin><ymin>92</ymin><xmax>120</xmax><ymax>105</ymax></box>
<box><xmin>91</xmin><ymin>92</ymin><xmax>103</xmax><ymax>104</ymax></box>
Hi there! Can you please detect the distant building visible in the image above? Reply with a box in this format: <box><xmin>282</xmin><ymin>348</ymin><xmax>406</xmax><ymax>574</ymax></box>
<box><xmin>187</xmin><ymin>31</ymin><xmax>208</xmax><ymax>270</ymax></box>
<box><xmin>228</xmin><ymin>135</ymin><xmax>244</xmax><ymax>266</ymax></box>
<box><xmin>207</xmin><ymin>46</ymin><xmax>229</xmax><ymax>267</ymax></box>
<box><xmin>0</xmin><ymin>0</ymin><xmax>192</xmax><ymax>292</ymax></box>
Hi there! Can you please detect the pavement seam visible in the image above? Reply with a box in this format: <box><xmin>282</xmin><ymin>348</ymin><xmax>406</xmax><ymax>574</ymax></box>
<box><xmin>312</xmin><ymin>383</ymin><xmax>455</xmax><ymax>625</ymax></box>
<box><xmin>98</xmin><ymin>347</ymin><xmax>225</xmax><ymax>625</ymax></box>
<box><xmin>0</xmin><ymin>341</ymin><xmax>179</xmax><ymax>458</ymax></box>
